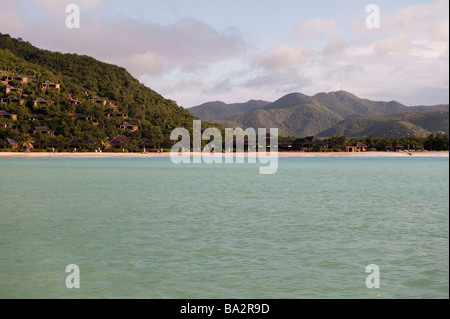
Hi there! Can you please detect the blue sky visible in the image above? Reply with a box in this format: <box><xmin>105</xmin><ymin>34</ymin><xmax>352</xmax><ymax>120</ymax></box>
<box><xmin>1</xmin><ymin>0</ymin><xmax>448</xmax><ymax>107</ymax></box>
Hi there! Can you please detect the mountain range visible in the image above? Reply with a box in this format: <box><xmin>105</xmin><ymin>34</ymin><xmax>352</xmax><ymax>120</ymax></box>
<box><xmin>189</xmin><ymin>91</ymin><xmax>449</xmax><ymax>137</ymax></box>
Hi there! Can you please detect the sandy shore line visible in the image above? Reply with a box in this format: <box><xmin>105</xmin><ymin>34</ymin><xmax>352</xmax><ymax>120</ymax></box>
<box><xmin>0</xmin><ymin>151</ymin><xmax>448</xmax><ymax>158</ymax></box>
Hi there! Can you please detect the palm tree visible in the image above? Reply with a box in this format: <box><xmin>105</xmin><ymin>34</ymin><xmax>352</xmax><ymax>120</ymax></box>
<box><xmin>20</xmin><ymin>138</ymin><xmax>34</xmax><ymax>152</ymax></box>
<box><xmin>97</xmin><ymin>138</ymin><xmax>110</xmax><ymax>152</ymax></box>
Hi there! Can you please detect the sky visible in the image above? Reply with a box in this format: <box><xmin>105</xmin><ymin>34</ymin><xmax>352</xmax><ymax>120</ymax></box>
<box><xmin>0</xmin><ymin>0</ymin><xmax>448</xmax><ymax>107</ymax></box>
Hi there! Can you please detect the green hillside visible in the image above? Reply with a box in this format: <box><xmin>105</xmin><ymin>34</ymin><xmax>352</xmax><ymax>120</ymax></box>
<box><xmin>192</xmin><ymin>90</ymin><xmax>449</xmax><ymax>138</ymax></box>
<box><xmin>224</xmin><ymin>98</ymin><xmax>343</xmax><ymax>137</ymax></box>
<box><xmin>0</xmin><ymin>33</ymin><xmax>206</xmax><ymax>151</ymax></box>
<box><xmin>312</xmin><ymin>91</ymin><xmax>408</xmax><ymax>118</ymax></box>
<box><xmin>188</xmin><ymin>99</ymin><xmax>270</xmax><ymax>123</ymax></box>
<box><xmin>318</xmin><ymin>111</ymin><xmax>449</xmax><ymax>138</ymax></box>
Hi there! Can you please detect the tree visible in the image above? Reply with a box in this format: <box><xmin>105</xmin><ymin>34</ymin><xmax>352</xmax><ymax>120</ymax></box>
<box><xmin>20</xmin><ymin>138</ymin><xmax>34</xmax><ymax>152</ymax></box>
<box><xmin>328</xmin><ymin>135</ymin><xmax>347</xmax><ymax>150</ymax></box>
<box><xmin>96</xmin><ymin>138</ymin><xmax>110</xmax><ymax>151</ymax></box>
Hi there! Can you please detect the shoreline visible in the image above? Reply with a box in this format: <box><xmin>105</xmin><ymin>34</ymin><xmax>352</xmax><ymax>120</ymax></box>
<box><xmin>0</xmin><ymin>151</ymin><xmax>448</xmax><ymax>158</ymax></box>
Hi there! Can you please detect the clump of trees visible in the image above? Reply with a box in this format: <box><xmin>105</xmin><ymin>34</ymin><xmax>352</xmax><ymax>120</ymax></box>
<box><xmin>325</xmin><ymin>134</ymin><xmax>449</xmax><ymax>151</ymax></box>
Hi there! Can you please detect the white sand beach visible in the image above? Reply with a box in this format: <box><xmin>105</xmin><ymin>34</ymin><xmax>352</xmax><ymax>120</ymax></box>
<box><xmin>0</xmin><ymin>151</ymin><xmax>448</xmax><ymax>158</ymax></box>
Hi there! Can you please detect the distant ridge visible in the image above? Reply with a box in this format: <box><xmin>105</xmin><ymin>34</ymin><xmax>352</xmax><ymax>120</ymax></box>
<box><xmin>189</xmin><ymin>91</ymin><xmax>449</xmax><ymax>137</ymax></box>
<box><xmin>188</xmin><ymin>99</ymin><xmax>270</xmax><ymax>123</ymax></box>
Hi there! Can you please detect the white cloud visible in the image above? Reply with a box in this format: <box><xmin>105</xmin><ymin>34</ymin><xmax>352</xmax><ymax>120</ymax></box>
<box><xmin>375</xmin><ymin>35</ymin><xmax>412</xmax><ymax>54</ymax></box>
<box><xmin>293</xmin><ymin>19</ymin><xmax>338</xmax><ymax>38</ymax></box>
<box><xmin>252</xmin><ymin>43</ymin><xmax>309</xmax><ymax>70</ymax></box>
<box><xmin>431</xmin><ymin>19</ymin><xmax>449</xmax><ymax>42</ymax></box>
<box><xmin>125</xmin><ymin>51</ymin><xmax>165</xmax><ymax>76</ymax></box>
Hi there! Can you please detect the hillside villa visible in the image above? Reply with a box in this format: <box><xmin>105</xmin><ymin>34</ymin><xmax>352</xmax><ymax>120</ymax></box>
<box><xmin>119</xmin><ymin>121</ymin><xmax>138</xmax><ymax>132</ymax></box>
<box><xmin>41</xmin><ymin>80</ymin><xmax>60</xmax><ymax>90</ymax></box>
<box><xmin>1</xmin><ymin>85</ymin><xmax>22</xmax><ymax>94</ymax></box>
<box><xmin>108</xmin><ymin>110</ymin><xmax>127</xmax><ymax>118</ymax></box>
<box><xmin>67</xmin><ymin>97</ymin><xmax>82</xmax><ymax>105</ymax></box>
<box><xmin>1</xmin><ymin>74</ymin><xmax>29</xmax><ymax>84</ymax></box>
<box><xmin>0</xmin><ymin>110</ymin><xmax>18</xmax><ymax>121</ymax></box>
<box><xmin>89</xmin><ymin>97</ymin><xmax>108</xmax><ymax>105</ymax></box>
<box><xmin>1</xmin><ymin>95</ymin><xmax>25</xmax><ymax>105</ymax></box>
<box><xmin>33</xmin><ymin>97</ymin><xmax>54</xmax><ymax>107</ymax></box>
<box><xmin>32</xmin><ymin>126</ymin><xmax>54</xmax><ymax>135</ymax></box>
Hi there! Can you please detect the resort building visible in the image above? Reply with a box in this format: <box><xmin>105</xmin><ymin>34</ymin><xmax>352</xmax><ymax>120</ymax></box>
<box><xmin>107</xmin><ymin>110</ymin><xmax>127</xmax><ymax>118</ymax></box>
<box><xmin>67</xmin><ymin>97</ymin><xmax>82</xmax><ymax>105</ymax></box>
<box><xmin>1</xmin><ymin>85</ymin><xmax>22</xmax><ymax>94</ymax></box>
<box><xmin>5</xmin><ymin>138</ymin><xmax>18</xmax><ymax>149</ymax></box>
<box><xmin>71</xmin><ymin>113</ymin><xmax>95</xmax><ymax>122</ymax></box>
<box><xmin>0</xmin><ymin>110</ymin><xmax>18</xmax><ymax>121</ymax></box>
<box><xmin>33</xmin><ymin>97</ymin><xmax>54</xmax><ymax>107</ymax></box>
<box><xmin>89</xmin><ymin>97</ymin><xmax>108</xmax><ymax>105</ymax></box>
<box><xmin>1</xmin><ymin>74</ymin><xmax>29</xmax><ymax>84</ymax></box>
<box><xmin>1</xmin><ymin>95</ymin><xmax>25</xmax><ymax>105</ymax></box>
<box><xmin>46</xmin><ymin>139</ymin><xmax>60</xmax><ymax>149</ymax></box>
<box><xmin>109</xmin><ymin>135</ymin><xmax>129</xmax><ymax>149</ymax></box>
<box><xmin>66</xmin><ymin>138</ymin><xmax>83</xmax><ymax>150</ymax></box>
<box><xmin>29</xmin><ymin>114</ymin><xmax>48</xmax><ymax>121</ymax></box>
<box><xmin>41</xmin><ymin>80</ymin><xmax>60</xmax><ymax>90</ymax></box>
<box><xmin>139</xmin><ymin>139</ymin><xmax>157</xmax><ymax>150</ymax></box>
<box><xmin>385</xmin><ymin>144</ymin><xmax>404</xmax><ymax>152</ymax></box>
<box><xmin>32</xmin><ymin>126</ymin><xmax>55</xmax><ymax>135</ymax></box>
<box><xmin>0</xmin><ymin>121</ymin><xmax>14</xmax><ymax>129</ymax></box>
<box><xmin>119</xmin><ymin>121</ymin><xmax>138</xmax><ymax>132</ymax></box>
<box><xmin>292</xmin><ymin>136</ymin><xmax>328</xmax><ymax>150</ymax></box>
<box><xmin>345</xmin><ymin>142</ymin><xmax>368</xmax><ymax>152</ymax></box>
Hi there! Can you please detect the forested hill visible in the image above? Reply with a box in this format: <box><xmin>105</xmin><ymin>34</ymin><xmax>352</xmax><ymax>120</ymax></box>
<box><xmin>0</xmin><ymin>33</ymin><xmax>202</xmax><ymax>150</ymax></box>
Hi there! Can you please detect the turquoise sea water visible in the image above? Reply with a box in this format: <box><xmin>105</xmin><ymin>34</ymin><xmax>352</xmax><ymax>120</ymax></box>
<box><xmin>0</xmin><ymin>156</ymin><xmax>448</xmax><ymax>298</ymax></box>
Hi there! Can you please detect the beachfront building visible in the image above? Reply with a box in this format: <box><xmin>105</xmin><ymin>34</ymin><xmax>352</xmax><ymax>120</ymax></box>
<box><xmin>138</xmin><ymin>139</ymin><xmax>157</xmax><ymax>150</ymax></box>
<box><xmin>0</xmin><ymin>110</ymin><xmax>18</xmax><ymax>121</ymax></box>
<box><xmin>66</xmin><ymin>138</ymin><xmax>83</xmax><ymax>151</ymax></box>
<box><xmin>109</xmin><ymin>135</ymin><xmax>129</xmax><ymax>149</ymax></box>
<box><xmin>5</xmin><ymin>138</ymin><xmax>18</xmax><ymax>149</ymax></box>
<box><xmin>292</xmin><ymin>136</ymin><xmax>328</xmax><ymax>151</ymax></box>
<box><xmin>46</xmin><ymin>139</ymin><xmax>60</xmax><ymax>150</ymax></box>
<box><xmin>119</xmin><ymin>121</ymin><xmax>138</xmax><ymax>132</ymax></box>
<box><xmin>345</xmin><ymin>142</ymin><xmax>368</xmax><ymax>152</ymax></box>
<box><xmin>385</xmin><ymin>144</ymin><xmax>404</xmax><ymax>152</ymax></box>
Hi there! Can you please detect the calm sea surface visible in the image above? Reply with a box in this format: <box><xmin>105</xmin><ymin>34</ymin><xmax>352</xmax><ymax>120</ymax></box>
<box><xmin>0</xmin><ymin>157</ymin><xmax>448</xmax><ymax>298</ymax></box>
